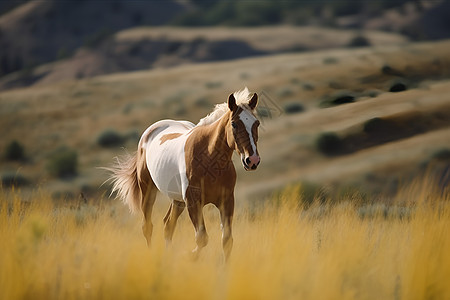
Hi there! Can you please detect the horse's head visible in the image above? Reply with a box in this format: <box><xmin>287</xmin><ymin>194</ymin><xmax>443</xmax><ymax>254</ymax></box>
<box><xmin>226</xmin><ymin>92</ymin><xmax>261</xmax><ymax>171</ymax></box>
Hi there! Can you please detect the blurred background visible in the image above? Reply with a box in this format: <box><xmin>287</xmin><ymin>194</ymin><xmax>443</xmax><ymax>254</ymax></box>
<box><xmin>0</xmin><ymin>0</ymin><xmax>449</xmax><ymax>201</ymax></box>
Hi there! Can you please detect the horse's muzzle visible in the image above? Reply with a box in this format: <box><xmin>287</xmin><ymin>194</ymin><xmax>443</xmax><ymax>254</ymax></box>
<box><xmin>242</xmin><ymin>155</ymin><xmax>260</xmax><ymax>171</ymax></box>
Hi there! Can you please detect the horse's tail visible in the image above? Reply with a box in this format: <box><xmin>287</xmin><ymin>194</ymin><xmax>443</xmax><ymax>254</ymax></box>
<box><xmin>106</xmin><ymin>148</ymin><xmax>151</xmax><ymax>214</ymax></box>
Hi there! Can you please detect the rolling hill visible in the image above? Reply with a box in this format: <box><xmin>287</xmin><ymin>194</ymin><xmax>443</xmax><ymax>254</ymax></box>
<box><xmin>1</xmin><ymin>38</ymin><xmax>449</xmax><ymax>201</ymax></box>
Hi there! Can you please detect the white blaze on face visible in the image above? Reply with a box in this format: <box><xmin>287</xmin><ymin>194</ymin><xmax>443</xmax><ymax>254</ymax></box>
<box><xmin>238</xmin><ymin>109</ymin><xmax>258</xmax><ymax>156</ymax></box>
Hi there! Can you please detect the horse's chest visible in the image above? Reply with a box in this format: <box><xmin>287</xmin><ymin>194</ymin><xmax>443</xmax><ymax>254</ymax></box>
<box><xmin>185</xmin><ymin>164</ymin><xmax>236</xmax><ymax>204</ymax></box>
<box><xmin>186</xmin><ymin>142</ymin><xmax>236</xmax><ymax>193</ymax></box>
<box><xmin>190</xmin><ymin>158</ymin><xmax>234</xmax><ymax>183</ymax></box>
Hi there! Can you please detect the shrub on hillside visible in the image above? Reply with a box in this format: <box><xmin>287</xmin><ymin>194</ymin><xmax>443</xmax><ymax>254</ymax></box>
<box><xmin>389</xmin><ymin>81</ymin><xmax>408</xmax><ymax>92</ymax></box>
<box><xmin>47</xmin><ymin>149</ymin><xmax>78</xmax><ymax>178</ymax></box>
<box><xmin>431</xmin><ymin>148</ymin><xmax>450</xmax><ymax>161</ymax></box>
<box><xmin>284</xmin><ymin>102</ymin><xmax>304</xmax><ymax>114</ymax></box>
<box><xmin>362</xmin><ymin>90</ymin><xmax>380</xmax><ymax>98</ymax></box>
<box><xmin>348</xmin><ymin>35</ymin><xmax>370</xmax><ymax>48</ymax></box>
<box><xmin>320</xmin><ymin>93</ymin><xmax>356</xmax><ymax>108</ymax></box>
<box><xmin>331</xmin><ymin>95</ymin><xmax>355</xmax><ymax>105</ymax></box>
<box><xmin>277</xmin><ymin>87</ymin><xmax>293</xmax><ymax>98</ymax></box>
<box><xmin>195</xmin><ymin>97</ymin><xmax>210</xmax><ymax>108</ymax></box>
<box><xmin>363</xmin><ymin>117</ymin><xmax>384</xmax><ymax>134</ymax></box>
<box><xmin>97</xmin><ymin>130</ymin><xmax>124</xmax><ymax>147</ymax></box>
<box><xmin>256</xmin><ymin>107</ymin><xmax>271</xmax><ymax>118</ymax></box>
<box><xmin>1</xmin><ymin>173</ymin><xmax>28</xmax><ymax>187</ymax></box>
<box><xmin>316</xmin><ymin>132</ymin><xmax>342</xmax><ymax>156</ymax></box>
<box><xmin>302</xmin><ymin>83</ymin><xmax>315</xmax><ymax>91</ymax></box>
<box><xmin>4</xmin><ymin>140</ymin><xmax>25</xmax><ymax>161</ymax></box>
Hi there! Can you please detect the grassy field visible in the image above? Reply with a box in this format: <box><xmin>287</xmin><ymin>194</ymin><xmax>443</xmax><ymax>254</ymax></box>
<box><xmin>1</xmin><ymin>177</ymin><xmax>448</xmax><ymax>300</ymax></box>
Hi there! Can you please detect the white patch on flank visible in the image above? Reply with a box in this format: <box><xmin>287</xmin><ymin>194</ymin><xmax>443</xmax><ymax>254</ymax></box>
<box><xmin>142</xmin><ymin>120</ymin><xmax>195</xmax><ymax>201</ymax></box>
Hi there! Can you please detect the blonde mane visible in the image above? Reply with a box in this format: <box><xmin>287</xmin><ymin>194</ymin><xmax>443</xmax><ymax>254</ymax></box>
<box><xmin>197</xmin><ymin>87</ymin><xmax>254</xmax><ymax>126</ymax></box>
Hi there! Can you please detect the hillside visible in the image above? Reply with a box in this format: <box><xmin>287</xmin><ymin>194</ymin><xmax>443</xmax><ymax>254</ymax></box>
<box><xmin>0</xmin><ymin>26</ymin><xmax>408</xmax><ymax>90</ymax></box>
<box><xmin>1</xmin><ymin>39</ymin><xmax>449</xmax><ymax>200</ymax></box>
<box><xmin>1</xmin><ymin>0</ymin><xmax>448</xmax><ymax>91</ymax></box>
<box><xmin>0</xmin><ymin>0</ymin><xmax>188</xmax><ymax>77</ymax></box>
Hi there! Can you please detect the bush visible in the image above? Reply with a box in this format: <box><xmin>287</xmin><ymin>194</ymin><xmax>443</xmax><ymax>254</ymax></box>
<box><xmin>126</xmin><ymin>131</ymin><xmax>140</xmax><ymax>144</ymax></box>
<box><xmin>320</xmin><ymin>93</ymin><xmax>355</xmax><ymax>107</ymax></box>
<box><xmin>277</xmin><ymin>88</ymin><xmax>293</xmax><ymax>98</ymax></box>
<box><xmin>389</xmin><ymin>81</ymin><xmax>407</xmax><ymax>92</ymax></box>
<box><xmin>363</xmin><ymin>117</ymin><xmax>384</xmax><ymax>134</ymax></box>
<box><xmin>348</xmin><ymin>35</ymin><xmax>370</xmax><ymax>48</ymax></box>
<box><xmin>195</xmin><ymin>97</ymin><xmax>211</xmax><ymax>108</ymax></box>
<box><xmin>303</xmin><ymin>83</ymin><xmax>315</xmax><ymax>91</ymax></box>
<box><xmin>381</xmin><ymin>65</ymin><xmax>404</xmax><ymax>76</ymax></box>
<box><xmin>316</xmin><ymin>132</ymin><xmax>342</xmax><ymax>156</ymax></box>
<box><xmin>431</xmin><ymin>148</ymin><xmax>450</xmax><ymax>161</ymax></box>
<box><xmin>47</xmin><ymin>149</ymin><xmax>78</xmax><ymax>178</ymax></box>
<box><xmin>284</xmin><ymin>102</ymin><xmax>304</xmax><ymax>114</ymax></box>
<box><xmin>97</xmin><ymin>130</ymin><xmax>124</xmax><ymax>147</ymax></box>
<box><xmin>363</xmin><ymin>90</ymin><xmax>380</xmax><ymax>98</ymax></box>
<box><xmin>256</xmin><ymin>107</ymin><xmax>271</xmax><ymax>118</ymax></box>
<box><xmin>5</xmin><ymin>140</ymin><xmax>25</xmax><ymax>161</ymax></box>
<box><xmin>332</xmin><ymin>95</ymin><xmax>355</xmax><ymax>105</ymax></box>
<box><xmin>2</xmin><ymin>173</ymin><xmax>28</xmax><ymax>187</ymax></box>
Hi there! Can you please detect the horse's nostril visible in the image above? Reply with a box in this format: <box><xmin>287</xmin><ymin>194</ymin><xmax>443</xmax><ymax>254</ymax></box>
<box><xmin>246</xmin><ymin>157</ymin><xmax>251</xmax><ymax>165</ymax></box>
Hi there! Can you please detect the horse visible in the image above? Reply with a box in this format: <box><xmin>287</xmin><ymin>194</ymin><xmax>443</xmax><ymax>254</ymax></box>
<box><xmin>107</xmin><ymin>88</ymin><xmax>260</xmax><ymax>261</ymax></box>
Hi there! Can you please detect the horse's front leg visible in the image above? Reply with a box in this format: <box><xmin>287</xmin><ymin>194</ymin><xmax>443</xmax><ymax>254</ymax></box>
<box><xmin>219</xmin><ymin>194</ymin><xmax>234</xmax><ymax>262</ymax></box>
<box><xmin>186</xmin><ymin>190</ymin><xmax>208</xmax><ymax>259</ymax></box>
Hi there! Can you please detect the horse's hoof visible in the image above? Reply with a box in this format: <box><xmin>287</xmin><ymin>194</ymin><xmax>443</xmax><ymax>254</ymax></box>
<box><xmin>190</xmin><ymin>249</ymin><xmax>200</xmax><ymax>261</ymax></box>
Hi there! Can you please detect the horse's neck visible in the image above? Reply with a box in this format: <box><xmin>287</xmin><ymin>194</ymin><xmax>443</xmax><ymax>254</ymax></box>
<box><xmin>204</xmin><ymin>112</ymin><xmax>233</xmax><ymax>158</ymax></box>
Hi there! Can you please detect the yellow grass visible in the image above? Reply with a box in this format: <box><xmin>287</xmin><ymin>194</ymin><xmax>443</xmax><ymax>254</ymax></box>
<box><xmin>1</xmin><ymin>180</ymin><xmax>449</xmax><ymax>300</ymax></box>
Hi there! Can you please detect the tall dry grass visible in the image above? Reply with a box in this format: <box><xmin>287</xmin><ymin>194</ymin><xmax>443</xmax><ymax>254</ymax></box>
<box><xmin>0</xmin><ymin>179</ymin><xmax>449</xmax><ymax>300</ymax></box>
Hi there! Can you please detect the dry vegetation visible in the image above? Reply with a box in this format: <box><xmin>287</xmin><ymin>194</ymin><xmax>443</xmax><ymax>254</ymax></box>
<box><xmin>1</xmin><ymin>177</ymin><xmax>449</xmax><ymax>300</ymax></box>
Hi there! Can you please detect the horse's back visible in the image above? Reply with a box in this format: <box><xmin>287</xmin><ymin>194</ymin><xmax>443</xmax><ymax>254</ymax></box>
<box><xmin>141</xmin><ymin>120</ymin><xmax>194</xmax><ymax>201</ymax></box>
<box><xmin>140</xmin><ymin>120</ymin><xmax>194</xmax><ymax>147</ymax></box>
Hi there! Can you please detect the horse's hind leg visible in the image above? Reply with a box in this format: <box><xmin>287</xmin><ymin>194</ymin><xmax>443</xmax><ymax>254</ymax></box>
<box><xmin>163</xmin><ymin>200</ymin><xmax>186</xmax><ymax>247</ymax></box>
<box><xmin>141</xmin><ymin>182</ymin><xmax>158</xmax><ymax>247</ymax></box>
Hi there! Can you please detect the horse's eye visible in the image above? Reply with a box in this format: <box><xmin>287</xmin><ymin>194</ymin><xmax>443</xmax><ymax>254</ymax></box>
<box><xmin>255</xmin><ymin>120</ymin><xmax>260</xmax><ymax>127</ymax></box>
<box><xmin>231</xmin><ymin>122</ymin><xmax>237</xmax><ymax>129</ymax></box>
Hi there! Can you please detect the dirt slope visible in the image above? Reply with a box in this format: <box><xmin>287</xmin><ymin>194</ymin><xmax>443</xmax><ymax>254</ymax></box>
<box><xmin>0</xmin><ymin>26</ymin><xmax>408</xmax><ymax>91</ymax></box>
<box><xmin>1</xmin><ymin>39</ymin><xmax>449</xmax><ymax>199</ymax></box>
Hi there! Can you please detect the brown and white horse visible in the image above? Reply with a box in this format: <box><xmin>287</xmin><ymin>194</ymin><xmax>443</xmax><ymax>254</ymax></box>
<box><xmin>107</xmin><ymin>88</ymin><xmax>260</xmax><ymax>261</ymax></box>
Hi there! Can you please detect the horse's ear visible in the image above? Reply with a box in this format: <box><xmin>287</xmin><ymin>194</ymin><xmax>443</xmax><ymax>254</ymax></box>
<box><xmin>228</xmin><ymin>93</ymin><xmax>237</xmax><ymax>111</ymax></box>
<box><xmin>249</xmin><ymin>93</ymin><xmax>258</xmax><ymax>110</ymax></box>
